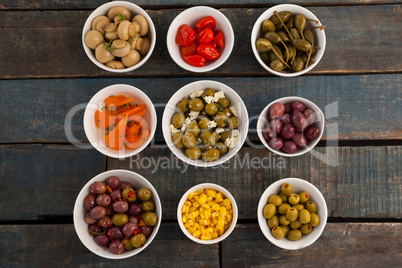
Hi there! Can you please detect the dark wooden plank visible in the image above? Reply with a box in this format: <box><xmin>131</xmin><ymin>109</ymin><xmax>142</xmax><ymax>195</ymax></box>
<box><xmin>1</xmin><ymin>74</ymin><xmax>401</xmax><ymax>143</ymax></box>
<box><xmin>1</xmin><ymin>5</ymin><xmax>401</xmax><ymax>78</ymax></box>
<box><xmin>1</xmin><ymin>0</ymin><xmax>398</xmax><ymax>10</ymax></box>
<box><xmin>108</xmin><ymin>146</ymin><xmax>401</xmax><ymax>220</ymax></box>
<box><xmin>0</xmin><ymin>223</ymin><xmax>219</xmax><ymax>267</ymax></box>
<box><xmin>0</xmin><ymin>144</ymin><xmax>105</xmax><ymax>221</ymax></box>
<box><xmin>222</xmin><ymin>223</ymin><xmax>402</xmax><ymax>267</ymax></box>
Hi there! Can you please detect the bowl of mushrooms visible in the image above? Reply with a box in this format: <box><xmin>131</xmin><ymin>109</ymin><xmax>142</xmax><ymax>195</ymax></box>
<box><xmin>82</xmin><ymin>1</ymin><xmax>156</xmax><ymax>73</ymax></box>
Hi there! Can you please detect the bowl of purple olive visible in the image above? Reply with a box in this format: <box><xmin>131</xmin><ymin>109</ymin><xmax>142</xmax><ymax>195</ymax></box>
<box><xmin>257</xmin><ymin>96</ymin><xmax>325</xmax><ymax>157</ymax></box>
<box><xmin>73</xmin><ymin>169</ymin><xmax>162</xmax><ymax>259</ymax></box>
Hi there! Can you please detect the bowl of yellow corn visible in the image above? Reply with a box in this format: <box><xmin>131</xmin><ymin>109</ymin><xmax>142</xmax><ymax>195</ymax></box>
<box><xmin>177</xmin><ymin>183</ymin><xmax>238</xmax><ymax>244</ymax></box>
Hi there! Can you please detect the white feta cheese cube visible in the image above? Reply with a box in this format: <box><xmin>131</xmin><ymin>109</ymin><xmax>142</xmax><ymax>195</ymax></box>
<box><xmin>207</xmin><ymin>120</ymin><xmax>217</xmax><ymax>129</ymax></box>
<box><xmin>190</xmin><ymin>89</ymin><xmax>204</xmax><ymax>98</ymax></box>
<box><xmin>214</xmin><ymin>90</ymin><xmax>225</xmax><ymax>101</ymax></box>
<box><xmin>215</xmin><ymin>128</ymin><xmax>225</xmax><ymax>134</ymax></box>
<box><xmin>225</xmin><ymin>137</ymin><xmax>238</xmax><ymax>149</ymax></box>
<box><xmin>232</xmin><ymin>129</ymin><xmax>240</xmax><ymax>138</ymax></box>
<box><xmin>203</xmin><ymin>96</ymin><xmax>214</xmax><ymax>104</ymax></box>
<box><xmin>169</xmin><ymin>124</ymin><xmax>180</xmax><ymax>135</ymax></box>
<box><xmin>189</xmin><ymin>111</ymin><xmax>199</xmax><ymax>120</ymax></box>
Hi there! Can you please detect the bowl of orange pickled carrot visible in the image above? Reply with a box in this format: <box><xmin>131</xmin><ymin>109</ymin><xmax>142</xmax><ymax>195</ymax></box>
<box><xmin>84</xmin><ymin>84</ymin><xmax>156</xmax><ymax>158</ymax></box>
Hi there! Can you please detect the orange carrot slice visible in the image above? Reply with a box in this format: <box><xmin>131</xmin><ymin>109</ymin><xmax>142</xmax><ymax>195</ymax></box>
<box><xmin>118</xmin><ymin>104</ymin><xmax>146</xmax><ymax>117</ymax></box>
<box><xmin>95</xmin><ymin>110</ymin><xmax>118</xmax><ymax>130</ymax></box>
<box><xmin>126</xmin><ymin>129</ymin><xmax>150</xmax><ymax>150</ymax></box>
<box><xmin>104</xmin><ymin>114</ymin><xmax>128</xmax><ymax>151</ymax></box>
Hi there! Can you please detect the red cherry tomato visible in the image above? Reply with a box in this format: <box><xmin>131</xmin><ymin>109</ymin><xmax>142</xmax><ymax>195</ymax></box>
<box><xmin>181</xmin><ymin>43</ymin><xmax>197</xmax><ymax>56</ymax></box>
<box><xmin>195</xmin><ymin>16</ymin><xmax>216</xmax><ymax>32</ymax></box>
<box><xmin>197</xmin><ymin>28</ymin><xmax>214</xmax><ymax>44</ymax></box>
<box><xmin>175</xmin><ymin>24</ymin><xmax>196</xmax><ymax>47</ymax></box>
<box><xmin>196</xmin><ymin>44</ymin><xmax>221</xmax><ymax>61</ymax></box>
<box><xmin>183</xmin><ymin>54</ymin><xmax>206</xmax><ymax>67</ymax></box>
<box><xmin>213</xmin><ymin>30</ymin><xmax>225</xmax><ymax>49</ymax></box>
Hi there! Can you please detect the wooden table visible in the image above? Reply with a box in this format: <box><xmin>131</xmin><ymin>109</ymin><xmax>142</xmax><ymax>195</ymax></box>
<box><xmin>0</xmin><ymin>0</ymin><xmax>401</xmax><ymax>267</ymax></box>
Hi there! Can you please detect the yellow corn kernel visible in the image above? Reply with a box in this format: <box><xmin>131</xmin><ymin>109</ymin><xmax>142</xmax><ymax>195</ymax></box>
<box><xmin>200</xmin><ymin>214</ymin><xmax>205</xmax><ymax>220</ymax></box>
<box><xmin>220</xmin><ymin>207</ymin><xmax>227</xmax><ymax>216</ymax></box>
<box><xmin>194</xmin><ymin>196</ymin><xmax>199</xmax><ymax>201</ymax></box>
<box><xmin>207</xmin><ymin>190</ymin><xmax>215</xmax><ymax>197</ymax></box>
<box><xmin>212</xmin><ymin>232</ymin><xmax>219</xmax><ymax>239</ymax></box>
<box><xmin>212</xmin><ymin>204</ymin><xmax>220</xmax><ymax>211</ymax></box>
<box><xmin>189</xmin><ymin>207</ymin><xmax>196</xmax><ymax>213</ymax></box>
<box><xmin>200</xmin><ymin>220</ymin><xmax>208</xmax><ymax>226</ymax></box>
<box><xmin>196</xmin><ymin>216</ymin><xmax>201</xmax><ymax>222</ymax></box>
<box><xmin>182</xmin><ymin>216</ymin><xmax>187</xmax><ymax>223</ymax></box>
<box><xmin>193</xmin><ymin>201</ymin><xmax>200</xmax><ymax>208</ymax></box>
<box><xmin>193</xmin><ymin>223</ymin><xmax>199</xmax><ymax>230</ymax></box>
<box><xmin>226</xmin><ymin>215</ymin><xmax>232</xmax><ymax>222</ymax></box>
<box><xmin>216</xmin><ymin>225</ymin><xmax>223</xmax><ymax>230</ymax></box>
<box><xmin>184</xmin><ymin>223</ymin><xmax>190</xmax><ymax>228</ymax></box>
<box><xmin>223</xmin><ymin>199</ymin><xmax>231</xmax><ymax>207</ymax></box>
<box><xmin>205</xmin><ymin>209</ymin><xmax>211</xmax><ymax>218</ymax></box>
<box><xmin>213</xmin><ymin>219</ymin><xmax>218</xmax><ymax>225</ymax></box>
<box><xmin>188</xmin><ymin>220</ymin><xmax>194</xmax><ymax>226</ymax></box>
<box><xmin>201</xmin><ymin>235</ymin><xmax>209</xmax><ymax>240</ymax></box>
<box><xmin>185</xmin><ymin>201</ymin><xmax>191</xmax><ymax>207</ymax></box>
<box><xmin>201</xmin><ymin>229</ymin><xmax>206</xmax><ymax>236</ymax></box>
<box><xmin>229</xmin><ymin>209</ymin><xmax>233</xmax><ymax>215</ymax></box>
<box><xmin>193</xmin><ymin>230</ymin><xmax>201</xmax><ymax>238</ymax></box>
<box><xmin>194</xmin><ymin>189</ymin><xmax>203</xmax><ymax>195</ymax></box>
<box><xmin>199</xmin><ymin>207</ymin><xmax>204</xmax><ymax>213</ymax></box>
<box><xmin>212</xmin><ymin>212</ymin><xmax>219</xmax><ymax>218</ymax></box>
<box><xmin>218</xmin><ymin>216</ymin><xmax>224</xmax><ymax>221</ymax></box>
<box><xmin>202</xmin><ymin>204</ymin><xmax>210</xmax><ymax>209</ymax></box>
<box><xmin>187</xmin><ymin>227</ymin><xmax>195</xmax><ymax>234</ymax></box>
<box><xmin>207</xmin><ymin>197</ymin><xmax>213</xmax><ymax>201</ymax></box>
<box><xmin>207</xmin><ymin>201</ymin><xmax>214</xmax><ymax>206</ymax></box>
<box><xmin>188</xmin><ymin>192</ymin><xmax>194</xmax><ymax>200</ymax></box>
<box><xmin>215</xmin><ymin>198</ymin><xmax>223</xmax><ymax>203</ymax></box>
<box><xmin>218</xmin><ymin>219</ymin><xmax>225</xmax><ymax>227</ymax></box>
<box><xmin>215</xmin><ymin>192</ymin><xmax>222</xmax><ymax>199</ymax></box>
<box><xmin>219</xmin><ymin>228</ymin><xmax>225</xmax><ymax>235</ymax></box>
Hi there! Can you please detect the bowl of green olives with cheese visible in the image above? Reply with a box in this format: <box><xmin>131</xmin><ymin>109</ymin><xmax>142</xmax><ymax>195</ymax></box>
<box><xmin>162</xmin><ymin>80</ymin><xmax>249</xmax><ymax>167</ymax></box>
<box><xmin>258</xmin><ymin>178</ymin><xmax>327</xmax><ymax>250</ymax></box>
<box><xmin>251</xmin><ymin>4</ymin><xmax>326</xmax><ymax>77</ymax></box>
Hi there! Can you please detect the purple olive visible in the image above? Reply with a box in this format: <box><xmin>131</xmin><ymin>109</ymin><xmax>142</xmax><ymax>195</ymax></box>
<box><xmin>291</xmin><ymin>110</ymin><xmax>308</xmax><ymax>130</ymax></box>
<box><xmin>129</xmin><ymin>216</ymin><xmax>139</xmax><ymax>224</ymax></box>
<box><xmin>110</xmin><ymin>189</ymin><xmax>122</xmax><ymax>202</ymax></box>
<box><xmin>284</xmin><ymin>103</ymin><xmax>292</xmax><ymax>113</ymax></box>
<box><xmin>269</xmin><ymin>102</ymin><xmax>285</xmax><ymax>119</ymax></box>
<box><xmin>128</xmin><ymin>203</ymin><xmax>142</xmax><ymax>216</ymax></box>
<box><xmin>292</xmin><ymin>101</ymin><xmax>306</xmax><ymax>112</ymax></box>
<box><xmin>90</xmin><ymin>206</ymin><xmax>106</xmax><ymax>220</ymax></box>
<box><xmin>113</xmin><ymin>200</ymin><xmax>129</xmax><ymax>213</ymax></box>
<box><xmin>105</xmin><ymin>206</ymin><xmax>114</xmax><ymax>216</ymax></box>
<box><xmin>140</xmin><ymin>226</ymin><xmax>153</xmax><ymax>238</ymax></box>
<box><xmin>122</xmin><ymin>222</ymin><xmax>139</xmax><ymax>237</ymax></box>
<box><xmin>292</xmin><ymin>133</ymin><xmax>307</xmax><ymax>148</ymax></box>
<box><xmin>95</xmin><ymin>234</ymin><xmax>110</xmax><ymax>247</ymax></box>
<box><xmin>84</xmin><ymin>194</ymin><xmax>96</xmax><ymax>210</ymax></box>
<box><xmin>120</xmin><ymin>181</ymin><xmax>134</xmax><ymax>190</ymax></box>
<box><xmin>108</xmin><ymin>226</ymin><xmax>124</xmax><ymax>240</ymax></box>
<box><xmin>99</xmin><ymin>216</ymin><xmax>113</xmax><ymax>229</ymax></box>
<box><xmin>269</xmin><ymin>119</ymin><xmax>283</xmax><ymax>134</ymax></box>
<box><xmin>84</xmin><ymin>212</ymin><xmax>97</xmax><ymax>224</ymax></box>
<box><xmin>305</xmin><ymin>127</ymin><xmax>320</xmax><ymax>140</ymax></box>
<box><xmin>304</xmin><ymin>109</ymin><xmax>316</xmax><ymax>124</ymax></box>
<box><xmin>281</xmin><ymin>124</ymin><xmax>295</xmax><ymax>139</ymax></box>
<box><xmin>107</xmin><ymin>176</ymin><xmax>121</xmax><ymax>190</ymax></box>
<box><xmin>109</xmin><ymin>240</ymin><xmax>124</xmax><ymax>254</ymax></box>
<box><xmin>90</xmin><ymin>182</ymin><xmax>107</xmax><ymax>195</ymax></box>
<box><xmin>280</xmin><ymin>113</ymin><xmax>291</xmax><ymax>125</ymax></box>
<box><xmin>89</xmin><ymin>224</ymin><xmax>102</xmax><ymax>233</ymax></box>
<box><xmin>96</xmin><ymin>194</ymin><xmax>111</xmax><ymax>206</ymax></box>
<box><xmin>282</xmin><ymin>140</ymin><xmax>298</xmax><ymax>154</ymax></box>
<box><xmin>262</xmin><ymin>126</ymin><xmax>276</xmax><ymax>141</ymax></box>
<box><xmin>268</xmin><ymin>137</ymin><xmax>283</xmax><ymax>150</ymax></box>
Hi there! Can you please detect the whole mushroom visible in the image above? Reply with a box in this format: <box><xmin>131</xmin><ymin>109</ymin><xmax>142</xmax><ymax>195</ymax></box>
<box><xmin>111</xmin><ymin>40</ymin><xmax>131</xmax><ymax>57</ymax></box>
<box><xmin>108</xmin><ymin>6</ymin><xmax>131</xmax><ymax>21</ymax></box>
<box><xmin>122</xmin><ymin>50</ymin><xmax>141</xmax><ymax>67</ymax></box>
<box><xmin>105</xmin><ymin>23</ymin><xmax>118</xmax><ymax>40</ymax></box>
<box><xmin>139</xmin><ymin>37</ymin><xmax>151</xmax><ymax>55</ymax></box>
<box><xmin>85</xmin><ymin>30</ymin><xmax>104</xmax><ymax>50</ymax></box>
<box><xmin>106</xmin><ymin>60</ymin><xmax>125</xmax><ymax>69</ymax></box>
<box><xmin>91</xmin><ymin>16</ymin><xmax>111</xmax><ymax>33</ymax></box>
<box><xmin>118</xmin><ymin>20</ymin><xmax>133</xmax><ymax>41</ymax></box>
<box><xmin>132</xmin><ymin>15</ymin><xmax>149</xmax><ymax>36</ymax></box>
<box><xmin>95</xmin><ymin>43</ymin><xmax>115</xmax><ymax>63</ymax></box>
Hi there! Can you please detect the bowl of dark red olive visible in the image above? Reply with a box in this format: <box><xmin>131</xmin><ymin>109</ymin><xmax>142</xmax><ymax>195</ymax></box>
<box><xmin>73</xmin><ymin>169</ymin><xmax>162</xmax><ymax>259</ymax></box>
<box><xmin>257</xmin><ymin>96</ymin><xmax>325</xmax><ymax>157</ymax></box>
<box><xmin>251</xmin><ymin>4</ymin><xmax>326</xmax><ymax>77</ymax></box>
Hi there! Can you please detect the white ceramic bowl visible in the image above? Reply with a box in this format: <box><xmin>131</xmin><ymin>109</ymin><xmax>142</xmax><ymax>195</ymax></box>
<box><xmin>162</xmin><ymin>80</ymin><xmax>249</xmax><ymax>167</ymax></box>
<box><xmin>73</xmin><ymin>169</ymin><xmax>162</xmax><ymax>259</ymax></box>
<box><xmin>82</xmin><ymin>1</ymin><xmax>156</xmax><ymax>73</ymax></box>
<box><xmin>84</xmin><ymin>84</ymin><xmax>157</xmax><ymax>158</ymax></box>
<box><xmin>258</xmin><ymin>178</ymin><xmax>327</xmax><ymax>250</ymax></box>
<box><xmin>177</xmin><ymin>183</ymin><xmax>238</xmax><ymax>244</ymax></box>
<box><xmin>166</xmin><ymin>6</ymin><xmax>235</xmax><ymax>72</ymax></box>
<box><xmin>251</xmin><ymin>4</ymin><xmax>326</xmax><ymax>77</ymax></box>
<box><xmin>257</xmin><ymin>96</ymin><xmax>324</xmax><ymax>157</ymax></box>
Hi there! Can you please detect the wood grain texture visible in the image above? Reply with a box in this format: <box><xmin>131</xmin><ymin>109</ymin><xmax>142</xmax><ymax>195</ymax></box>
<box><xmin>222</xmin><ymin>223</ymin><xmax>402</xmax><ymax>267</ymax></box>
<box><xmin>0</xmin><ymin>223</ymin><xmax>219</xmax><ymax>267</ymax></box>
<box><xmin>1</xmin><ymin>0</ymin><xmax>398</xmax><ymax>10</ymax></box>
<box><xmin>0</xmin><ymin>5</ymin><xmax>401</xmax><ymax>78</ymax></box>
<box><xmin>108</xmin><ymin>146</ymin><xmax>402</xmax><ymax>220</ymax></box>
<box><xmin>0</xmin><ymin>144</ymin><xmax>105</xmax><ymax>220</ymax></box>
<box><xmin>1</xmin><ymin>75</ymin><xmax>401</xmax><ymax>143</ymax></box>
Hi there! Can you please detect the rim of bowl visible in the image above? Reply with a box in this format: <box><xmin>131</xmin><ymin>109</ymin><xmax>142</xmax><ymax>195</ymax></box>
<box><xmin>73</xmin><ymin>169</ymin><xmax>162</xmax><ymax>259</ymax></box>
<box><xmin>83</xmin><ymin>84</ymin><xmax>157</xmax><ymax>159</ymax></box>
<box><xmin>166</xmin><ymin>6</ymin><xmax>235</xmax><ymax>73</ymax></box>
<box><xmin>257</xmin><ymin>178</ymin><xmax>327</xmax><ymax>250</ymax></box>
<box><xmin>161</xmin><ymin>80</ymin><xmax>249</xmax><ymax>167</ymax></box>
<box><xmin>256</xmin><ymin>96</ymin><xmax>325</xmax><ymax>157</ymax></box>
<box><xmin>177</xmin><ymin>183</ymin><xmax>238</xmax><ymax>244</ymax></box>
<box><xmin>82</xmin><ymin>1</ymin><xmax>156</xmax><ymax>73</ymax></box>
<box><xmin>251</xmin><ymin>4</ymin><xmax>326</xmax><ymax>77</ymax></box>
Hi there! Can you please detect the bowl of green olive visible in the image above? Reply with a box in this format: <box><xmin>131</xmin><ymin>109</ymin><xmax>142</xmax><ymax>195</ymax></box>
<box><xmin>251</xmin><ymin>4</ymin><xmax>326</xmax><ymax>77</ymax></box>
<box><xmin>162</xmin><ymin>80</ymin><xmax>249</xmax><ymax>167</ymax></box>
<box><xmin>257</xmin><ymin>178</ymin><xmax>327</xmax><ymax>250</ymax></box>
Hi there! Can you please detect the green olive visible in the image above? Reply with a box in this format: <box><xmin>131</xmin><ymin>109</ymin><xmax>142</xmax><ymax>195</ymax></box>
<box><xmin>279</xmin><ymin>192</ymin><xmax>288</xmax><ymax>203</ymax></box>
<box><xmin>277</xmin><ymin>203</ymin><xmax>291</xmax><ymax>214</ymax></box>
<box><xmin>217</xmin><ymin>98</ymin><xmax>230</xmax><ymax>108</ymax></box>
<box><xmin>292</xmin><ymin>204</ymin><xmax>304</xmax><ymax>211</ymax></box>
<box><xmin>171</xmin><ymin>112</ymin><xmax>185</xmax><ymax>128</ymax></box>
<box><xmin>211</xmin><ymin>131</ymin><xmax>220</xmax><ymax>142</ymax></box>
<box><xmin>185</xmin><ymin>147</ymin><xmax>202</xmax><ymax>160</ymax></box>
<box><xmin>198</xmin><ymin>118</ymin><xmax>209</xmax><ymax>129</ymax></box>
<box><xmin>122</xmin><ymin>238</ymin><xmax>134</xmax><ymax>251</ymax></box>
<box><xmin>220</xmin><ymin>131</ymin><xmax>230</xmax><ymax>142</ymax></box>
<box><xmin>271</xmin><ymin>60</ymin><xmax>285</xmax><ymax>72</ymax></box>
<box><xmin>205</xmin><ymin>103</ymin><xmax>218</xmax><ymax>116</ymax></box>
<box><xmin>137</xmin><ymin>187</ymin><xmax>152</xmax><ymax>201</ymax></box>
<box><xmin>223</xmin><ymin>108</ymin><xmax>232</xmax><ymax>117</ymax></box>
<box><xmin>202</xmin><ymin>148</ymin><xmax>220</xmax><ymax>162</ymax></box>
<box><xmin>271</xmin><ymin>11</ymin><xmax>291</xmax><ymax>25</ymax></box>
<box><xmin>268</xmin><ymin>215</ymin><xmax>279</xmax><ymax>229</ymax></box>
<box><xmin>187</xmin><ymin>122</ymin><xmax>200</xmax><ymax>138</ymax></box>
<box><xmin>292</xmin><ymin>38</ymin><xmax>312</xmax><ymax>52</ymax></box>
<box><xmin>111</xmin><ymin>213</ymin><xmax>128</xmax><ymax>227</ymax></box>
<box><xmin>286</xmin><ymin>208</ymin><xmax>298</xmax><ymax>222</ymax></box>
<box><xmin>122</xmin><ymin>188</ymin><xmax>137</xmax><ymax>202</ymax></box>
<box><xmin>177</xmin><ymin>99</ymin><xmax>190</xmax><ymax>113</ymax></box>
<box><xmin>290</xmin><ymin>220</ymin><xmax>302</xmax><ymax>229</ymax></box>
<box><xmin>202</xmin><ymin>88</ymin><xmax>215</xmax><ymax>97</ymax></box>
<box><xmin>200</xmin><ymin>131</ymin><xmax>215</xmax><ymax>147</ymax></box>
<box><xmin>298</xmin><ymin>209</ymin><xmax>311</xmax><ymax>224</ymax></box>
<box><xmin>256</xmin><ymin>38</ymin><xmax>273</xmax><ymax>53</ymax></box>
<box><xmin>287</xmin><ymin>229</ymin><xmax>302</xmax><ymax>241</ymax></box>
<box><xmin>215</xmin><ymin>112</ymin><xmax>228</xmax><ymax>128</ymax></box>
<box><xmin>182</xmin><ymin>132</ymin><xmax>196</xmax><ymax>148</ymax></box>
<box><xmin>228</xmin><ymin>117</ymin><xmax>239</xmax><ymax>129</ymax></box>
<box><xmin>215</xmin><ymin>141</ymin><xmax>228</xmax><ymax>155</ymax></box>
<box><xmin>310</xmin><ymin>213</ymin><xmax>320</xmax><ymax>227</ymax></box>
<box><xmin>261</xmin><ymin>19</ymin><xmax>276</xmax><ymax>33</ymax></box>
<box><xmin>281</xmin><ymin>183</ymin><xmax>293</xmax><ymax>196</ymax></box>
<box><xmin>298</xmin><ymin>192</ymin><xmax>310</xmax><ymax>203</ymax></box>
<box><xmin>189</xmin><ymin>98</ymin><xmax>204</xmax><ymax>111</ymax></box>
<box><xmin>264</xmin><ymin>31</ymin><xmax>282</xmax><ymax>44</ymax></box>
<box><xmin>288</xmin><ymin>194</ymin><xmax>300</xmax><ymax>205</ymax></box>
<box><xmin>263</xmin><ymin>203</ymin><xmax>276</xmax><ymax>219</ymax></box>
<box><xmin>279</xmin><ymin>215</ymin><xmax>290</xmax><ymax>226</ymax></box>
<box><xmin>130</xmin><ymin>233</ymin><xmax>146</xmax><ymax>248</ymax></box>
<box><xmin>268</xmin><ymin>194</ymin><xmax>283</xmax><ymax>206</ymax></box>
<box><xmin>306</xmin><ymin>201</ymin><xmax>318</xmax><ymax>213</ymax></box>
<box><xmin>280</xmin><ymin>225</ymin><xmax>290</xmax><ymax>236</ymax></box>
<box><xmin>172</xmin><ymin>132</ymin><xmax>184</xmax><ymax>148</ymax></box>
<box><xmin>300</xmin><ymin>224</ymin><xmax>313</xmax><ymax>235</ymax></box>
<box><xmin>272</xmin><ymin>226</ymin><xmax>285</xmax><ymax>239</ymax></box>
<box><xmin>143</xmin><ymin>212</ymin><xmax>158</xmax><ymax>226</ymax></box>
<box><xmin>142</xmin><ymin>200</ymin><xmax>155</xmax><ymax>212</ymax></box>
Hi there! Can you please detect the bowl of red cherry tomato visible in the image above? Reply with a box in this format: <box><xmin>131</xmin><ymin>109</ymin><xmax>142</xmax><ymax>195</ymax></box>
<box><xmin>166</xmin><ymin>6</ymin><xmax>234</xmax><ymax>72</ymax></box>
